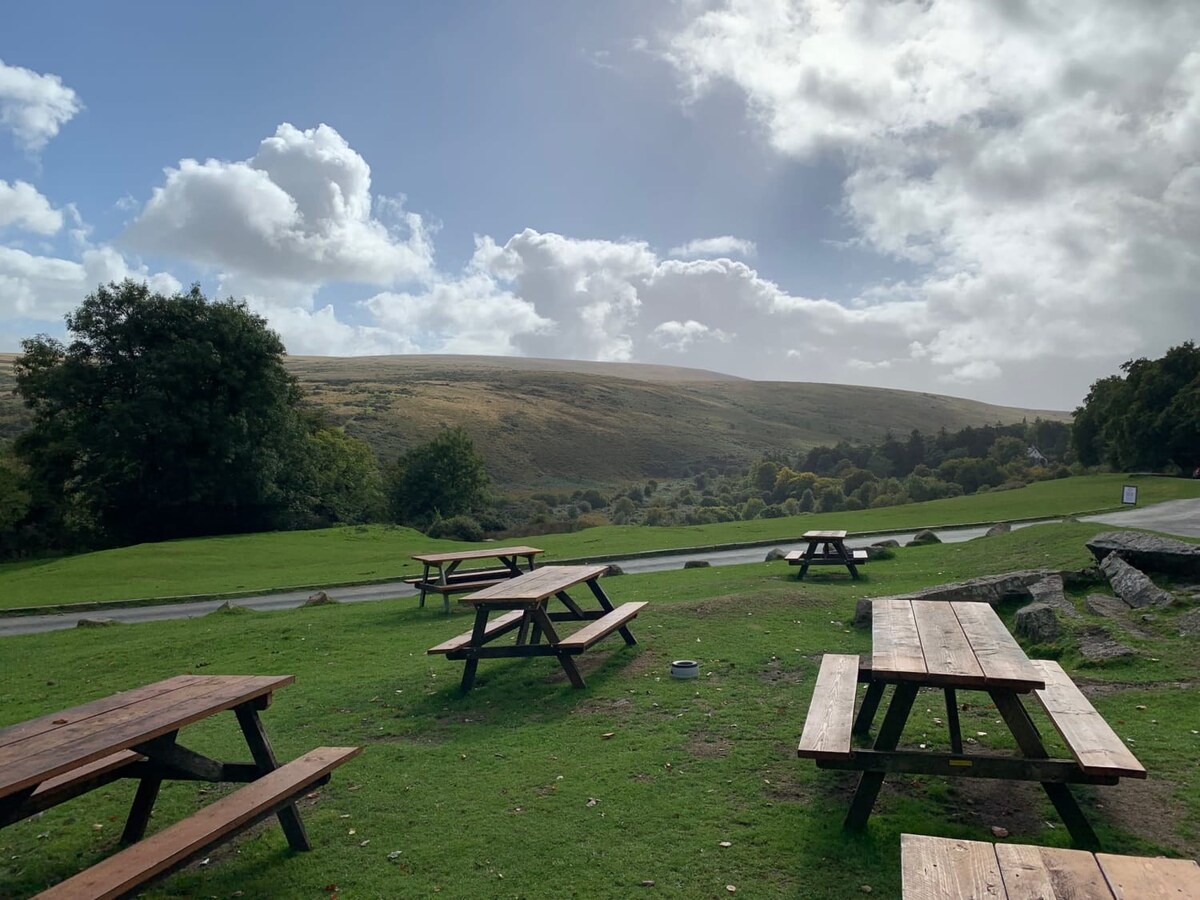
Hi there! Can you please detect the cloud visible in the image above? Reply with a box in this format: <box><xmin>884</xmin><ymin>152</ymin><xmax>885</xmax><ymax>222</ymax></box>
<box><xmin>668</xmin><ymin>235</ymin><xmax>756</xmax><ymax>258</ymax></box>
<box><xmin>664</xmin><ymin>0</ymin><xmax>1200</xmax><ymax>392</ymax></box>
<box><xmin>0</xmin><ymin>180</ymin><xmax>62</xmax><ymax>234</ymax></box>
<box><xmin>124</xmin><ymin>123</ymin><xmax>435</xmax><ymax>288</ymax></box>
<box><xmin>0</xmin><ymin>59</ymin><xmax>82</xmax><ymax>152</ymax></box>
<box><xmin>651</xmin><ymin>319</ymin><xmax>732</xmax><ymax>350</ymax></box>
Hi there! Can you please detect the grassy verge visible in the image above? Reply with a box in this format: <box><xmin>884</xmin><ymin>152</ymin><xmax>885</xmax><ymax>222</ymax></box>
<box><xmin>1</xmin><ymin>473</ymin><xmax>1197</xmax><ymax>610</ymax></box>
<box><xmin>1</xmin><ymin>523</ymin><xmax>1197</xmax><ymax>898</ymax></box>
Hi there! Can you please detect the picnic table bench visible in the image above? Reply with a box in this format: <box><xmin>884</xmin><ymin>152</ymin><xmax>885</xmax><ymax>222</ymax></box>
<box><xmin>427</xmin><ymin>564</ymin><xmax>646</xmax><ymax>691</ymax></box>
<box><xmin>408</xmin><ymin>545</ymin><xmax>543</xmax><ymax>612</ymax></box>
<box><xmin>901</xmin><ymin>833</ymin><xmax>1200</xmax><ymax>899</ymax></box>
<box><xmin>798</xmin><ymin>598</ymin><xmax>1145</xmax><ymax>847</ymax></box>
<box><xmin>0</xmin><ymin>675</ymin><xmax>360</xmax><ymax>899</ymax></box>
<box><xmin>786</xmin><ymin>530</ymin><xmax>867</xmax><ymax>579</ymax></box>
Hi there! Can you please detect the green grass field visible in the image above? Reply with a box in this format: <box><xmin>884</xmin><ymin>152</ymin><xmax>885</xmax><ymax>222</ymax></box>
<box><xmin>2</xmin><ymin>474</ymin><xmax>1198</xmax><ymax>611</ymax></box>
<box><xmin>1</xmin><ymin>522</ymin><xmax>1197</xmax><ymax>898</ymax></box>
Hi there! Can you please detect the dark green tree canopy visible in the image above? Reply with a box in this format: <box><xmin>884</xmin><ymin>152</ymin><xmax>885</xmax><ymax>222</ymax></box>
<box><xmin>14</xmin><ymin>281</ymin><xmax>311</xmax><ymax>545</ymax></box>
<box><xmin>387</xmin><ymin>427</ymin><xmax>490</xmax><ymax>525</ymax></box>
<box><xmin>1071</xmin><ymin>342</ymin><xmax>1200</xmax><ymax>472</ymax></box>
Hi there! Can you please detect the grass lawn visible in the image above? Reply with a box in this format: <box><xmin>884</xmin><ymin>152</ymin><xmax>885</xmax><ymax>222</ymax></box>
<box><xmin>2</xmin><ymin>474</ymin><xmax>1199</xmax><ymax>610</ymax></box>
<box><xmin>1</xmin><ymin>522</ymin><xmax>1197</xmax><ymax>898</ymax></box>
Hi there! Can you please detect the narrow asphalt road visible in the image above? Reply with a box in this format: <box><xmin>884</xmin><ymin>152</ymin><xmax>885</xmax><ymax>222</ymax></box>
<box><xmin>2</xmin><ymin>499</ymin><xmax>1196</xmax><ymax>637</ymax></box>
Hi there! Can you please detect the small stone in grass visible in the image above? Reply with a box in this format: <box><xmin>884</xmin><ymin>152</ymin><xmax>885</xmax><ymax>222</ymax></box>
<box><xmin>388</xmin><ymin>851</ymin><xmax>401</xmax><ymax>860</ymax></box>
<box><xmin>861</xmin><ymin>886</ymin><xmax>873</xmax><ymax>893</ymax></box>
<box><xmin>719</xmin><ymin>841</ymin><xmax>732</xmax><ymax>848</ymax></box>
<box><xmin>726</xmin><ymin>886</ymin><xmax>737</xmax><ymax>893</ymax></box>
<box><xmin>991</xmin><ymin>826</ymin><xmax>1010</xmax><ymax>838</ymax></box>
<box><xmin>641</xmin><ymin>880</ymin><xmax>655</xmax><ymax>887</ymax></box>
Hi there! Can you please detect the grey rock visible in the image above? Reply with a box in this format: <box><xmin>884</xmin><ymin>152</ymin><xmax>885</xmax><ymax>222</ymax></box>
<box><xmin>1178</xmin><ymin>608</ymin><xmax>1200</xmax><ymax>637</ymax></box>
<box><xmin>605</xmin><ymin>564</ymin><xmax>625</xmax><ymax>576</ymax></box>
<box><xmin>764</xmin><ymin>547</ymin><xmax>787</xmax><ymax>562</ymax></box>
<box><xmin>76</xmin><ymin>617</ymin><xmax>117</xmax><ymax>628</ymax></box>
<box><xmin>1099</xmin><ymin>555</ymin><xmax>1173</xmax><ymax>609</ymax></box>
<box><xmin>871</xmin><ymin>539</ymin><xmax>900</xmax><ymax>548</ymax></box>
<box><xmin>984</xmin><ymin>523</ymin><xmax>1012</xmax><ymax>537</ymax></box>
<box><xmin>1014</xmin><ymin>603</ymin><xmax>1061</xmax><ymax>642</ymax></box>
<box><xmin>1028</xmin><ymin>574</ymin><xmax>1079</xmax><ymax>618</ymax></box>
<box><xmin>683</xmin><ymin>559</ymin><xmax>711</xmax><ymax>569</ymax></box>
<box><xmin>864</xmin><ymin>545</ymin><xmax>895</xmax><ymax>561</ymax></box>
<box><xmin>1084</xmin><ymin>593</ymin><xmax>1130</xmax><ymax>618</ymax></box>
<box><xmin>1140</xmin><ymin>613</ymin><xmax>1158</xmax><ymax>623</ymax></box>
<box><xmin>908</xmin><ymin>529</ymin><xmax>941</xmax><ymax>546</ymax></box>
<box><xmin>852</xmin><ymin>570</ymin><xmax>1054</xmax><ymax>626</ymax></box>
<box><xmin>1061</xmin><ymin>566</ymin><xmax>1105</xmax><ymax>589</ymax></box>
<box><xmin>304</xmin><ymin>591</ymin><xmax>337</xmax><ymax>606</ymax></box>
<box><xmin>1086</xmin><ymin>531</ymin><xmax>1200</xmax><ymax>577</ymax></box>
<box><xmin>1078</xmin><ymin>629</ymin><xmax>1136</xmax><ymax>662</ymax></box>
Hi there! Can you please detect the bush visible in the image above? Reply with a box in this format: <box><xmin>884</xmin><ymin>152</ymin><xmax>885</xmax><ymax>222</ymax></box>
<box><xmin>759</xmin><ymin>504</ymin><xmax>786</xmax><ymax>518</ymax></box>
<box><xmin>426</xmin><ymin>515</ymin><xmax>484</xmax><ymax>542</ymax></box>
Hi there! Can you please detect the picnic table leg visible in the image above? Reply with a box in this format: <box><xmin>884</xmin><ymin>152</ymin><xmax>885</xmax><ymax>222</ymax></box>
<box><xmin>120</xmin><ymin>729</ymin><xmax>180</xmax><ymax>843</ymax></box>
<box><xmin>555</xmin><ymin>589</ymin><xmax>587</xmax><ymax>617</ymax></box>
<box><xmin>796</xmin><ymin>541</ymin><xmax>818</xmax><ymax>580</ymax></box>
<box><xmin>852</xmin><ymin>681</ymin><xmax>886</xmax><ymax>736</ymax></box>
<box><xmin>844</xmin><ymin>681</ymin><xmax>919</xmax><ymax>831</ymax></box>
<box><xmin>943</xmin><ymin>689</ymin><xmax>963</xmax><ymax>754</ymax></box>
<box><xmin>419</xmin><ymin>563</ymin><xmax>431</xmax><ymax>608</ymax></box>
<box><xmin>989</xmin><ymin>690</ymin><xmax>1100</xmax><ymax>849</ymax></box>
<box><xmin>529</xmin><ymin>607</ymin><xmax>585</xmax><ymax>688</ymax></box>
<box><xmin>586</xmin><ymin>579</ymin><xmax>637</xmax><ymax>645</ymax></box>
<box><xmin>834</xmin><ymin>540</ymin><xmax>860</xmax><ymax>579</ymax></box>
<box><xmin>235</xmin><ymin>706</ymin><xmax>312</xmax><ymax>851</ymax></box>
<box><xmin>459</xmin><ymin>607</ymin><xmax>492</xmax><ymax>693</ymax></box>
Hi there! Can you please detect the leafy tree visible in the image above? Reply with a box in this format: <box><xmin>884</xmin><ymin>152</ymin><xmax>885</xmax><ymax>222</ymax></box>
<box><xmin>304</xmin><ymin>427</ymin><xmax>384</xmax><ymax>526</ymax></box>
<box><xmin>14</xmin><ymin>281</ymin><xmax>311</xmax><ymax>546</ymax></box>
<box><xmin>611</xmin><ymin>496</ymin><xmax>637</xmax><ymax>525</ymax></box>
<box><xmin>388</xmin><ymin>427</ymin><xmax>490</xmax><ymax>525</ymax></box>
<box><xmin>988</xmin><ymin>435</ymin><xmax>1027</xmax><ymax>466</ymax></box>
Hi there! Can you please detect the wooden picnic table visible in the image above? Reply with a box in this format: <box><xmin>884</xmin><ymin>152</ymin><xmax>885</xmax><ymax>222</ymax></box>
<box><xmin>427</xmin><ymin>565</ymin><xmax>646</xmax><ymax>692</ymax></box>
<box><xmin>786</xmin><ymin>530</ymin><xmax>867</xmax><ymax>579</ymax></box>
<box><xmin>0</xmin><ymin>675</ymin><xmax>359</xmax><ymax>898</ymax></box>
<box><xmin>798</xmin><ymin>598</ymin><xmax>1145</xmax><ymax>847</ymax></box>
<box><xmin>901</xmin><ymin>833</ymin><xmax>1200</xmax><ymax>899</ymax></box>
<box><xmin>409</xmin><ymin>545</ymin><xmax>544</xmax><ymax>612</ymax></box>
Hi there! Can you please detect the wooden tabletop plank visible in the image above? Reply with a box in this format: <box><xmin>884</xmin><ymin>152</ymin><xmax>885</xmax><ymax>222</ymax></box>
<box><xmin>951</xmin><ymin>602</ymin><xmax>1045</xmax><ymax>691</ymax></box>
<box><xmin>0</xmin><ymin>675</ymin><xmax>210</xmax><ymax>750</ymax></box>
<box><xmin>803</xmin><ymin>530</ymin><xmax>847</xmax><ymax>540</ymax></box>
<box><xmin>1030</xmin><ymin>661</ymin><xmax>1146</xmax><ymax>778</ymax></box>
<box><xmin>0</xmin><ymin>675</ymin><xmax>293</xmax><ymax>798</ymax></box>
<box><xmin>871</xmin><ymin>598</ymin><xmax>927</xmax><ymax>679</ymax></box>
<box><xmin>995</xmin><ymin>843</ymin><xmax>1113</xmax><ymax>900</ymax></box>
<box><xmin>1096</xmin><ymin>853</ymin><xmax>1200</xmax><ymax>899</ymax></box>
<box><xmin>461</xmin><ymin>565</ymin><xmax>611</xmax><ymax>604</ymax></box>
<box><xmin>911</xmin><ymin>601</ymin><xmax>986</xmax><ymax>686</ymax></box>
<box><xmin>412</xmin><ymin>546</ymin><xmax>543</xmax><ymax>564</ymax></box>
<box><xmin>901</xmin><ymin>833</ymin><xmax>1006</xmax><ymax>899</ymax></box>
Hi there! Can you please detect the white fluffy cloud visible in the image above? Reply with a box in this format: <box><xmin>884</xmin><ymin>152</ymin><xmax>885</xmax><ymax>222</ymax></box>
<box><xmin>0</xmin><ymin>58</ymin><xmax>82</xmax><ymax>152</ymax></box>
<box><xmin>125</xmin><ymin>123</ymin><xmax>435</xmax><ymax>287</ymax></box>
<box><xmin>665</xmin><ymin>0</ymin><xmax>1200</xmax><ymax>391</ymax></box>
<box><xmin>669</xmin><ymin>235</ymin><xmax>756</xmax><ymax>258</ymax></box>
<box><xmin>0</xmin><ymin>180</ymin><xmax>61</xmax><ymax>234</ymax></box>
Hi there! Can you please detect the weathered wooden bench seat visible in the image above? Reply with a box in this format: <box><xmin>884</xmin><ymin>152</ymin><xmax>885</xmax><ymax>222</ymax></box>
<box><xmin>786</xmin><ymin>549</ymin><xmax>869</xmax><ymax>565</ymax></box>
<box><xmin>797</xmin><ymin>654</ymin><xmax>859</xmax><ymax>760</ymax></box>
<box><xmin>34</xmin><ymin>746</ymin><xmax>361</xmax><ymax>900</ymax></box>
<box><xmin>556</xmin><ymin>602</ymin><xmax>647</xmax><ymax>652</ymax></box>
<box><xmin>1030</xmin><ymin>659</ymin><xmax>1146</xmax><ymax>779</ymax></box>
<box><xmin>403</xmin><ymin>567</ymin><xmax>513</xmax><ymax>586</ymax></box>
<box><xmin>427</xmin><ymin>610</ymin><xmax>527</xmax><ymax>655</ymax></box>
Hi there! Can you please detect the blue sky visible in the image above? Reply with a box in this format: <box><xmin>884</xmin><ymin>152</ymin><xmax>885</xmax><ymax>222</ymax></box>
<box><xmin>2</xmin><ymin>1</ymin><xmax>1197</xmax><ymax>409</ymax></box>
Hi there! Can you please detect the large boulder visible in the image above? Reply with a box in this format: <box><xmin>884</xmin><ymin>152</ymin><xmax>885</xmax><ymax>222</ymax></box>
<box><xmin>852</xmin><ymin>570</ymin><xmax>1053</xmax><ymax>627</ymax></box>
<box><xmin>1178</xmin><ymin>608</ymin><xmax>1200</xmax><ymax>638</ymax></box>
<box><xmin>1084</xmin><ymin>593</ymin><xmax>1131</xmax><ymax>618</ymax></box>
<box><xmin>1027</xmin><ymin>574</ymin><xmax>1079</xmax><ymax>619</ymax></box>
<box><xmin>908</xmin><ymin>529</ymin><xmax>941</xmax><ymax>546</ymax></box>
<box><xmin>872</xmin><ymin>539</ymin><xmax>901</xmax><ymax>548</ymax></box>
<box><xmin>1099</xmin><ymin>555</ymin><xmax>1173</xmax><ymax>609</ymax></box>
<box><xmin>1014</xmin><ymin>603</ymin><xmax>1061</xmax><ymax>642</ymax></box>
<box><xmin>304</xmin><ymin>591</ymin><xmax>337</xmax><ymax>606</ymax></box>
<box><xmin>984</xmin><ymin>523</ymin><xmax>1012</xmax><ymax>537</ymax></box>
<box><xmin>1078</xmin><ymin>628</ymin><xmax>1135</xmax><ymax>663</ymax></box>
<box><xmin>764</xmin><ymin>547</ymin><xmax>787</xmax><ymax>562</ymax></box>
<box><xmin>1086</xmin><ymin>531</ymin><xmax>1200</xmax><ymax>577</ymax></box>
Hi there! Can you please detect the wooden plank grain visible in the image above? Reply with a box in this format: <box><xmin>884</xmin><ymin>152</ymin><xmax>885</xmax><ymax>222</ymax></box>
<box><xmin>1097</xmin><ymin>853</ymin><xmax>1200</xmax><ymax>899</ymax></box>
<box><xmin>951</xmin><ymin>603</ymin><xmax>1044</xmax><ymax>691</ymax></box>
<box><xmin>995</xmin><ymin>843</ymin><xmax>1114</xmax><ymax>900</ymax></box>
<box><xmin>911</xmin><ymin>601</ymin><xmax>985</xmax><ymax>686</ymax></box>
<box><xmin>871</xmin><ymin>599</ymin><xmax>927</xmax><ymax>679</ymax></box>
<box><xmin>462</xmin><ymin>565</ymin><xmax>611</xmax><ymax>603</ymax></box>
<box><xmin>557</xmin><ymin>602</ymin><xmax>646</xmax><ymax>650</ymax></box>
<box><xmin>901</xmin><ymin>833</ymin><xmax>1006</xmax><ymax>899</ymax></box>
<box><xmin>1030</xmin><ymin>661</ymin><xmax>1146</xmax><ymax>778</ymax></box>
<box><xmin>412</xmin><ymin>546</ymin><xmax>543</xmax><ymax>564</ymax></box>
<box><xmin>797</xmin><ymin>654</ymin><xmax>858</xmax><ymax>760</ymax></box>
<box><xmin>0</xmin><ymin>676</ymin><xmax>293</xmax><ymax>797</ymax></box>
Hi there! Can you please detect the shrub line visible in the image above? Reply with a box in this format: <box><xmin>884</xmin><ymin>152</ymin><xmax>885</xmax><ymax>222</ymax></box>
<box><xmin>0</xmin><ymin>507</ymin><xmax>1125</xmax><ymax>618</ymax></box>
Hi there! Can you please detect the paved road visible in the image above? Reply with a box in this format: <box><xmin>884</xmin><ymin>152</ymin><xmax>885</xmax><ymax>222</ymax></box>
<box><xmin>3</xmin><ymin>498</ymin><xmax>1196</xmax><ymax>637</ymax></box>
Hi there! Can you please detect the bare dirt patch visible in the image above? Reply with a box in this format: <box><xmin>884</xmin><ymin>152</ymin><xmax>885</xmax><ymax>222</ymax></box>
<box><xmin>685</xmin><ymin>732</ymin><xmax>733</xmax><ymax>759</ymax></box>
<box><xmin>1098</xmin><ymin>777</ymin><xmax>1194</xmax><ymax>856</ymax></box>
<box><xmin>759</xmin><ymin>657</ymin><xmax>806</xmax><ymax>686</ymax></box>
<box><xmin>1074</xmin><ymin>678</ymin><xmax>1200</xmax><ymax>698</ymax></box>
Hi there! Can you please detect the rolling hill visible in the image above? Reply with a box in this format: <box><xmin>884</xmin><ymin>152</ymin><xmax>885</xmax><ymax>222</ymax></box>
<box><xmin>0</xmin><ymin>353</ymin><xmax>1069</xmax><ymax>489</ymax></box>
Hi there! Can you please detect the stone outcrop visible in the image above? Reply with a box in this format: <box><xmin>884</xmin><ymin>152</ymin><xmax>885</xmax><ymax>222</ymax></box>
<box><xmin>984</xmin><ymin>523</ymin><xmax>1012</xmax><ymax>537</ymax></box>
<box><xmin>908</xmin><ymin>529</ymin><xmax>941</xmax><ymax>546</ymax></box>
<box><xmin>852</xmin><ymin>570</ymin><xmax>1053</xmax><ymax>627</ymax></box>
<box><xmin>872</xmin><ymin>539</ymin><xmax>900</xmax><ymax>548</ymax></box>
<box><xmin>1099</xmin><ymin>555</ymin><xmax>1173</xmax><ymax>609</ymax></box>
<box><xmin>1014</xmin><ymin>603</ymin><xmax>1061</xmax><ymax>642</ymax></box>
<box><xmin>1078</xmin><ymin>628</ymin><xmax>1135</xmax><ymax>663</ymax></box>
<box><xmin>1084</xmin><ymin>593</ymin><xmax>1130</xmax><ymax>618</ymax></box>
<box><xmin>1086</xmin><ymin>531</ymin><xmax>1200</xmax><ymax>577</ymax></box>
<box><xmin>304</xmin><ymin>591</ymin><xmax>337</xmax><ymax>606</ymax></box>
<box><xmin>1027</xmin><ymin>573</ymin><xmax>1079</xmax><ymax>618</ymax></box>
<box><xmin>683</xmin><ymin>559</ymin><xmax>711</xmax><ymax>569</ymax></box>
<box><xmin>764</xmin><ymin>548</ymin><xmax>787</xmax><ymax>562</ymax></box>
<box><xmin>1178</xmin><ymin>608</ymin><xmax>1200</xmax><ymax>638</ymax></box>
